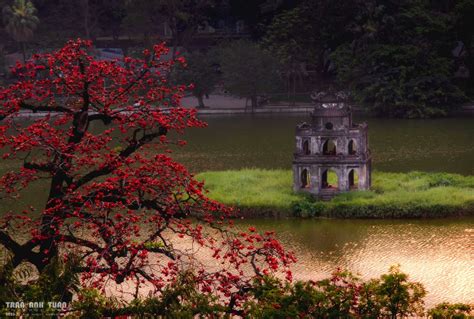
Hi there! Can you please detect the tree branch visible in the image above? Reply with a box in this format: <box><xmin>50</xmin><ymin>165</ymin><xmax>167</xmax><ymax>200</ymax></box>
<box><xmin>19</xmin><ymin>102</ymin><xmax>73</xmax><ymax>114</ymax></box>
<box><xmin>23</xmin><ymin>161</ymin><xmax>54</xmax><ymax>172</ymax></box>
<box><xmin>0</xmin><ymin>230</ymin><xmax>22</xmax><ymax>254</ymax></box>
<box><xmin>143</xmin><ymin>245</ymin><xmax>175</xmax><ymax>260</ymax></box>
<box><xmin>73</xmin><ymin>128</ymin><xmax>167</xmax><ymax>189</ymax></box>
<box><xmin>61</xmin><ymin>234</ymin><xmax>102</xmax><ymax>252</ymax></box>
<box><xmin>0</xmin><ymin>230</ymin><xmax>42</xmax><ymax>268</ymax></box>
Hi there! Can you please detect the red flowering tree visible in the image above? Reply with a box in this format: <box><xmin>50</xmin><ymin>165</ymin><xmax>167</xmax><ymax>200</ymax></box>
<box><xmin>0</xmin><ymin>40</ymin><xmax>294</xmax><ymax>310</ymax></box>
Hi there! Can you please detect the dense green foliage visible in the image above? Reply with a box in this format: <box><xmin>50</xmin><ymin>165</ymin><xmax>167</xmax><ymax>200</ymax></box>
<box><xmin>263</xmin><ymin>1</ymin><xmax>357</xmax><ymax>83</ymax></box>
<box><xmin>330</xmin><ymin>0</ymin><xmax>467</xmax><ymax>118</ymax></box>
<box><xmin>3</xmin><ymin>259</ymin><xmax>471</xmax><ymax>318</ymax></box>
<box><xmin>262</xmin><ymin>0</ymin><xmax>472</xmax><ymax>118</ymax></box>
<box><xmin>197</xmin><ymin>169</ymin><xmax>474</xmax><ymax>218</ymax></box>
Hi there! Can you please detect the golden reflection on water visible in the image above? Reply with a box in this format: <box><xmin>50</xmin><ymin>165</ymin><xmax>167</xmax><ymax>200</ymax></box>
<box><xmin>232</xmin><ymin>218</ymin><xmax>474</xmax><ymax>306</ymax></box>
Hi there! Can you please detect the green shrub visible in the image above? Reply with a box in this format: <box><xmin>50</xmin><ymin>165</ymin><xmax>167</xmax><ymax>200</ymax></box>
<box><xmin>71</xmin><ymin>288</ymin><xmax>112</xmax><ymax>319</ymax></box>
<box><xmin>1</xmin><ymin>261</ymin><xmax>469</xmax><ymax>318</ymax></box>
<box><xmin>375</xmin><ymin>265</ymin><xmax>426</xmax><ymax>318</ymax></box>
<box><xmin>428</xmin><ymin>302</ymin><xmax>473</xmax><ymax>319</ymax></box>
<box><xmin>71</xmin><ymin>272</ymin><xmax>223</xmax><ymax>318</ymax></box>
<box><xmin>244</xmin><ymin>266</ymin><xmax>427</xmax><ymax>318</ymax></box>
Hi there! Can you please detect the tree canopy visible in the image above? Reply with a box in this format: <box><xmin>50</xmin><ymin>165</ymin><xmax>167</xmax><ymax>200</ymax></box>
<box><xmin>219</xmin><ymin>40</ymin><xmax>282</xmax><ymax>109</ymax></box>
<box><xmin>2</xmin><ymin>0</ymin><xmax>39</xmax><ymax>61</ymax></box>
<box><xmin>173</xmin><ymin>49</ymin><xmax>219</xmax><ymax>108</ymax></box>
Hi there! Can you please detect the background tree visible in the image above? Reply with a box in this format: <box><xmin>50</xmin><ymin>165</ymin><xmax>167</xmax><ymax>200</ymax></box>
<box><xmin>121</xmin><ymin>0</ymin><xmax>162</xmax><ymax>46</ymax></box>
<box><xmin>30</xmin><ymin>0</ymin><xmax>82</xmax><ymax>44</ymax></box>
<box><xmin>2</xmin><ymin>0</ymin><xmax>39</xmax><ymax>62</ymax></box>
<box><xmin>173</xmin><ymin>50</ymin><xmax>220</xmax><ymax>108</ymax></box>
<box><xmin>80</xmin><ymin>0</ymin><xmax>103</xmax><ymax>41</ymax></box>
<box><xmin>219</xmin><ymin>40</ymin><xmax>282</xmax><ymax>110</ymax></box>
<box><xmin>123</xmin><ymin>0</ymin><xmax>216</xmax><ymax>54</ymax></box>
<box><xmin>453</xmin><ymin>0</ymin><xmax>474</xmax><ymax>96</ymax></box>
<box><xmin>262</xmin><ymin>6</ymin><xmax>314</xmax><ymax>98</ymax></box>
<box><xmin>153</xmin><ymin>0</ymin><xmax>216</xmax><ymax>55</ymax></box>
<box><xmin>0</xmin><ymin>40</ymin><xmax>294</xmax><ymax>306</ymax></box>
<box><xmin>262</xmin><ymin>0</ymin><xmax>359</xmax><ymax>91</ymax></box>
<box><xmin>229</xmin><ymin>0</ymin><xmax>297</xmax><ymax>38</ymax></box>
<box><xmin>330</xmin><ymin>0</ymin><xmax>467</xmax><ymax>118</ymax></box>
<box><xmin>98</xmin><ymin>0</ymin><xmax>126</xmax><ymax>40</ymax></box>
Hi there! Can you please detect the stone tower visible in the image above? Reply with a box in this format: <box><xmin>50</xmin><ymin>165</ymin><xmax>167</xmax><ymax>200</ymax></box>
<box><xmin>292</xmin><ymin>91</ymin><xmax>371</xmax><ymax>200</ymax></box>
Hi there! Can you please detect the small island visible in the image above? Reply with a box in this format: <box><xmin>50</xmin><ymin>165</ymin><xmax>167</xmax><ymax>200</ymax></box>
<box><xmin>197</xmin><ymin>169</ymin><xmax>474</xmax><ymax>218</ymax></box>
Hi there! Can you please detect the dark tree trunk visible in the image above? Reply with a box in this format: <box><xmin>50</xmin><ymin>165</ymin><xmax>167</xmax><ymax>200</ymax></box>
<box><xmin>143</xmin><ymin>32</ymin><xmax>152</xmax><ymax>50</ymax></box>
<box><xmin>197</xmin><ymin>94</ymin><xmax>205</xmax><ymax>108</ymax></box>
<box><xmin>20</xmin><ymin>42</ymin><xmax>26</xmax><ymax>63</ymax></box>
<box><xmin>38</xmin><ymin>102</ymin><xmax>90</xmax><ymax>270</ymax></box>
<box><xmin>83</xmin><ymin>0</ymin><xmax>91</xmax><ymax>39</ymax></box>
<box><xmin>39</xmin><ymin>173</ymin><xmax>64</xmax><ymax>270</ymax></box>
<box><xmin>171</xmin><ymin>18</ymin><xmax>179</xmax><ymax>59</ymax></box>
<box><xmin>250</xmin><ymin>95</ymin><xmax>258</xmax><ymax>112</ymax></box>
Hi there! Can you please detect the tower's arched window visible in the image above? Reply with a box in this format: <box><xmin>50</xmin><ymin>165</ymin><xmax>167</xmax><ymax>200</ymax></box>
<box><xmin>303</xmin><ymin>139</ymin><xmax>310</xmax><ymax>155</ymax></box>
<box><xmin>321</xmin><ymin>169</ymin><xmax>338</xmax><ymax>189</ymax></box>
<box><xmin>348</xmin><ymin>169</ymin><xmax>359</xmax><ymax>189</ymax></box>
<box><xmin>301</xmin><ymin>169</ymin><xmax>310</xmax><ymax>188</ymax></box>
<box><xmin>322</xmin><ymin>139</ymin><xmax>337</xmax><ymax>155</ymax></box>
<box><xmin>348</xmin><ymin>139</ymin><xmax>356</xmax><ymax>155</ymax></box>
<box><xmin>325</xmin><ymin>122</ymin><xmax>333</xmax><ymax>130</ymax></box>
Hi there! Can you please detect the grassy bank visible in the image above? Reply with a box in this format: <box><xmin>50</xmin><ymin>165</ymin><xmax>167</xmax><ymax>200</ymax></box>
<box><xmin>196</xmin><ymin>169</ymin><xmax>474</xmax><ymax>218</ymax></box>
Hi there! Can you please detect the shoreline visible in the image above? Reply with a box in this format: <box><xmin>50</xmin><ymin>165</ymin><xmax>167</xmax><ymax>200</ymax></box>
<box><xmin>10</xmin><ymin>103</ymin><xmax>474</xmax><ymax>118</ymax></box>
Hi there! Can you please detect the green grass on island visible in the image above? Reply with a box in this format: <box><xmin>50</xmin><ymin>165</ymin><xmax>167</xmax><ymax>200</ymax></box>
<box><xmin>196</xmin><ymin>169</ymin><xmax>474</xmax><ymax>218</ymax></box>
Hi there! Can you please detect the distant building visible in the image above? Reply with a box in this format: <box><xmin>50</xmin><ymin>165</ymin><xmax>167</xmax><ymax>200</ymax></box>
<box><xmin>293</xmin><ymin>91</ymin><xmax>371</xmax><ymax>200</ymax></box>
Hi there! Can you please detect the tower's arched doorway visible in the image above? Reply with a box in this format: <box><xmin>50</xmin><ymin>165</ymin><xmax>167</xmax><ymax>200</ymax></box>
<box><xmin>348</xmin><ymin>139</ymin><xmax>356</xmax><ymax>155</ymax></box>
<box><xmin>301</xmin><ymin>169</ymin><xmax>310</xmax><ymax>188</ymax></box>
<box><xmin>303</xmin><ymin>139</ymin><xmax>310</xmax><ymax>155</ymax></box>
<box><xmin>348</xmin><ymin>169</ymin><xmax>359</xmax><ymax>189</ymax></box>
<box><xmin>322</xmin><ymin>139</ymin><xmax>336</xmax><ymax>155</ymax></box>
<box><xmin>321</xmin><ymin>169</ymin><xmax>338</xmax><ymax>189</ymax></box>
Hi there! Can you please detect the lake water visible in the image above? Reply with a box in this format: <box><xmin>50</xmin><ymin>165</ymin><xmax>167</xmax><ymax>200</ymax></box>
<box><xmin>174</xmin><ymin>114</ymin><xmax>474</xmax><ymax>175</ymax></box>
<box><xmin>1</xmin><ymin>114</ymin><xmax>473</xmax><ymax>306</ymax></box>
<box><xmin>233</xmin><ymin>218</ymin><xmax>474</xmax><ymax>306</ymax></box>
